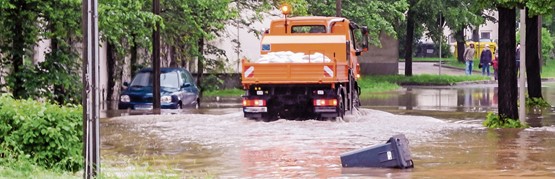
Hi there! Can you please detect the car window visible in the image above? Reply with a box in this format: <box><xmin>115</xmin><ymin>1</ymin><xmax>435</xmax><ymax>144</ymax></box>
<box><xmin>185</xmin><ymin>71</ymin><xmax>194</xmax><ymax>84</ymax></box>
<box><xmin>160</xmin><ymin>71</ymin><xmax>180</xmax><ymax>88</ymax></box>
<box><xmin>129</xmin><ymin>72</ymin><xmax>152</xmax><ymax>87</ymax></box>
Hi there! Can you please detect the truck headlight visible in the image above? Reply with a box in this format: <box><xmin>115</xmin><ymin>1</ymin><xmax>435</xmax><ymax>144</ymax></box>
<box><xmin>161</xmin><ymin>96</ymin><xmax>172</xmax><ymax>103</ymax></box>
<box><xmin>120</xmin><ymin>95</ymin><xmax>130</xmax><ymax>102</ymax></box>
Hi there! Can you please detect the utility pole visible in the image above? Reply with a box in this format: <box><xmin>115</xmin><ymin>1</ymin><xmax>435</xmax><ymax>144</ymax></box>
<box><xmin>519</xmin><ymin>9</ymin><xmax>526</xmax><ymax>124</ymax></box>
<box><xmin>153</xmin><ymin>0</ymin><xmax>161</xmax><ymax>111</ymax></box>
<box><xmin>82</xmin><ymin>0</ymin><xmax>100</xmax><ymax>177</ymax></box>
<box><xmin>439</xmin><ymin>12</ymin><xmax>442</xmax><ymax>75</ymax></box>
<box><xmin>336</xmin><ymin>0</ymin><xmax>342</xmax><ymax>17</ymax></box>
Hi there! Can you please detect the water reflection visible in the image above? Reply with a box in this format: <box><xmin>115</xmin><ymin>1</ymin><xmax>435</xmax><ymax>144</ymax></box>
<box><xmin>363</xmin><ymin>83</ymin><xmax>555</xmax><ymax>127</ymax></box>
<box><xmin>362</xmin><ymin>86</ymin><xmax>499</xmax><ymax>112</ymax></box>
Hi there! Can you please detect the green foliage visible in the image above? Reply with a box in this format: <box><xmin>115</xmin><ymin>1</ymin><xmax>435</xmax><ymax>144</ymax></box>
<box><xmin>483</xmin><ymin>112</ymin><xmax>528</xmax><ymax>128</ymax></box>
<box><xmin>200</xmin><ymin>74</ymin><xmax>224</xmax><ymax>92</ymax></box>
<box><xmin>99</xmin><ymin>0</ymin><xmax>161</xmax><ymax>57</ymax></box>
<box><xmin>540</xmin><ymin>28</ymin><xmax>555</xmax><ymax>60</ymax></box>
<box><xmin>0</xmin><ymin>155</ymin><xmax>79</xmax><ymax>178</ymax></box>
<box><xmin>526</xmin><ymin>0</ymin><xmax>555</xmax><ymax>16</ymax></box>
<box><xmin>525</xmin><ymin>97</ymin><xmax>551</xmax><ymax>108</ymax></box>
<box><xmin>516</xmin><ymin>27</ymin><xmax>555</xmax><ymax>62</ymax></box>
<box><xmin>307</xmin><ymin>0</ymin><xmax>409</xmax><ymax>46</ymax></box>
<box><xmin>0</xmin><ymin>94</ymin><xmax>83</xmax><ymax>172</ymax></box>
<box><xmin>204</xmin><ymin>88</ymin><xmax>245</xmax><ymax>97</ymax></box>
<box><xmin>0</xmin><ymin>0</ymin><xmax>82</xmax><ymax>105</ymax></box>
<box><xmin>357</xmin><ymin>74</ymin><xmax>489</xmax><ymax>93</ymax></box>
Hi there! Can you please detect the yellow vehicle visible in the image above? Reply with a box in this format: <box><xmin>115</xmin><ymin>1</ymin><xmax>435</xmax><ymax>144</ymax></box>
<box><xmin>241</xmin><ymin>5</ymin><xmax>369</xmax><ymax>120</ymax></box>
<box><xmin>454</xmin><ymin>40</ymin><xmax>497</xmax><ymax>59</ymax></box>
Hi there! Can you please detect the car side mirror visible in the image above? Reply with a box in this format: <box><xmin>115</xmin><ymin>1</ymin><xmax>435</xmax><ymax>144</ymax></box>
<box><xmin>182</xmin><ymin>83</ymin><xmax>192</xmax><ymax>88</ymax></box>
<box><xmin>355</xmin><ymin>49</ymin><xmax>362</xmax><ymax>56</ymax></box>
<box><xmin>123</xmin><ymin>82</ymin><xmax>129</xmax><ymax>87</ymax></box>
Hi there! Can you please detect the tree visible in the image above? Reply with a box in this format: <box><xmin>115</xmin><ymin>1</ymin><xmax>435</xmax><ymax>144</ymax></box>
<box><xmin>37</xmin><ymin>0</ymin><xmax>82</xmax><ymax>104</ymax></box>
<box><xmin>0</xmin><ymin>0</ymin><xmax>41</xmax><ymax>99</ymax></box>
<box><xmin>523</xmin><ymin>1</ymin><xmax>555</xmax><ymax>99</ymax></box>
<box><xmin>497</xmin><ymin>3</ymin><xmax>518</xmax><ymax>120</ymax></box>
<box><xmin>174</xmin><ymin>0</ymin><xmax>236</xmax><ymax>97</ymax></box>
<box><xmin>307</xmin><ymin>0</ymin><xmax>408</xmax><ymax>46</ymax></box>
<box><xmin>98</xmin><ymin>0</ymin><xmax>161</xmax><ymax>108</ymax></box>
<box><xmin>0</xmin><ymin>0</ymin><xmax>82</xmax><ymax>104</ymax></box>
<box><xmin>404</xmin><ymin>0</ymin><xmax>417</xmax><ymax>76</ymax></box>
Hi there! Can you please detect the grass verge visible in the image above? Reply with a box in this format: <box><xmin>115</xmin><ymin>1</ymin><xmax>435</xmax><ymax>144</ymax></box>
<box><xmin>0</xmin><ymin>156</ymin><xmax>79</xmax><ymax>179</ymax></box>
<box><xmin>203</xmin><ymin>88</ymin><xmax>244</xmax><ymax>97</ymax></box>
<box><xmin>358</xmin><ymin>74</ymin><xmax>489</xmax><ymax>93</ymax></box>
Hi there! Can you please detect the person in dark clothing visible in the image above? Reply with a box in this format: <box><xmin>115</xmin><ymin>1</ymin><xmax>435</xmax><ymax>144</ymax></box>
<box><xmin>492</xmin><ymin>52</ymin><xmax>499</xmax><ymax>80</ymax></box>
<box><xmin>480</xmin><ymin>44</ymin><xmax>492</xmax><ymax>76</ymax></box>
<box><xmin>516</xmin><ymin>44</ymin><xmax>521</xmax><ymax>73</ymax></box>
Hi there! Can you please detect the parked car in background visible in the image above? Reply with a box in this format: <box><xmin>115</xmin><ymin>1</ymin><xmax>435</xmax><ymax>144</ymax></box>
<box><xmin>118</xmin><ymin>68</ymin><xmax>199</xmax><ymax>110</ymax></box>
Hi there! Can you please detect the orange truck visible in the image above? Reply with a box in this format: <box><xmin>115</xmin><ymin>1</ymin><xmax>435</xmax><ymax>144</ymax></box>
<box><xmin>241</xmin><ymin>15</ymin><xmax>368</xmax><ymax>120</ymax></box>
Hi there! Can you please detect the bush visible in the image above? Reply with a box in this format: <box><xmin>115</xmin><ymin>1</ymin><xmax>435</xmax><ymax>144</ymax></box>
<box><xmin>483</xmin><ymin>112</ymin><xmax>528</xmax><ymax>128</ymax></box>
<box><xmin>0</xmin><ymin>94</ymin><xmax>83</xmax><ymax>172</ymax></box>
<box><xmin>525</xmin><ymin>97</ymin><xmax>551</xmax><ymax>108</ymax></box>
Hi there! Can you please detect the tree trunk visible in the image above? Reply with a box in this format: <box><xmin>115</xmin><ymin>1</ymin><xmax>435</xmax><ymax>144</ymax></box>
<box><xmin>497</xmin><ymin>6</ymin><xmax>518</xmax><ymax>120</ymax></box>
<box><xmin>130</xmin><ymin>34</ymin><xmax>139</xmax><ymax>75</ymax></box>
<box><xmin>50</xmin><ymin>37</ymin><xmax>65</xmax><ymax>105</ymax></box>
<box><xmin>196</xmin><ymin>39</ymin><xmax>205</xmax><ymax>97</ymax></box>
<box><xmin>336</xmin><ymin>0</ymin><xmax>341</xmax><ymax>17</ymax></box>
<box><xmin>525</xmin><ymin>10</ymin><xmax>542</xmax><ymax>99</ymax></box>
<box><xmin>455</xmin><ymin>29</ymin><xmax>466</xmax><ymax>63</ymax></box>
<box><xmin>169</xmin><ymin>46</ymin><xmax>178</xmax><ymax>67</ymax></box>
<box><xmin>106</xmin><ymin>42</ymin><xmax>116</xmax><ymax>109</ymax></box>
<box><xmin>404</xmin><ymin>3</ymin><xmax>415</xmax><ymax>76</ymax></box>
<box><xmin>11</xmin><ymin>3</ymin><xmax>25</xmax><ymax>98</ymax></box>
<box><xmin>472</xmin><ymin>28</ymin><xmax>480</xmax><ymax>42</ymax></box>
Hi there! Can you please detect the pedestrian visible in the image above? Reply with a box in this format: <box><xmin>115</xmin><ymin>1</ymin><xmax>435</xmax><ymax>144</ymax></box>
<box><xmin>492</xmin><ymin>52</ymin><xmax>499</xmax><ymax>80</ymax></box>
<box><xmin>463</xmin><ymin>42</ymin><xmax>476</xmax><ymax>75</ymax></box>
<box><xmin>516</xmin><ymin>44</ymin><xmax>521</xmax><ymax>73</ymax></box>
<box><xmin>480</xmin><ymin>44</ymin><xmax>492</xmax><ymax>76</ymax></box>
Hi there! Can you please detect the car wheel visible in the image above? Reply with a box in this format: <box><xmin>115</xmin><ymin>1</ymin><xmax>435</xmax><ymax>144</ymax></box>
<box><xmin>195</xmin><ymin>98</ymin><xmax>200</xmax><ymax>109</ymax></box>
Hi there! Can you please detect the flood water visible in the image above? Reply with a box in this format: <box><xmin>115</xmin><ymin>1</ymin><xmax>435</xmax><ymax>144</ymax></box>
<box><xmin>100</xmin><ymin>83</ymin><xmax>555</xmax><ymax>178</ymax></box>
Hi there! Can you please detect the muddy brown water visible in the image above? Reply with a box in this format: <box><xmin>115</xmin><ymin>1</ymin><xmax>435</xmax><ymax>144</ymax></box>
<box><xmin>101</xmin><ymin>84</ymin><xmax>555</xmax><ymax>178</ymax></box>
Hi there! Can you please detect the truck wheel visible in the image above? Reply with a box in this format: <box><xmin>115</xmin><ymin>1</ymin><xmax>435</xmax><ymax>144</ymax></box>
<box><xmin>353</xmin><ymin>90</ymin><xmax>360</xmax><ymax>109</ymax></box>
<box><xmin>337</xmin><ymin>93</ymin><xmax>345</xmax><ymax>119</ymax></box>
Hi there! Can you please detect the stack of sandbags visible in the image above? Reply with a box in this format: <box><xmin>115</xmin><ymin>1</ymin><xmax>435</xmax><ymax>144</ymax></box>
<box><xmin>253</xmin><ymin>51</ymin><xmax>331</xmax><ymax>63</ymax></box>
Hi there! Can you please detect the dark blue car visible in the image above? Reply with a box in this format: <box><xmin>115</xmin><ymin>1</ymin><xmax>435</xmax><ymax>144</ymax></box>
<box><xmin>118</xmin><ymin>68</ymin><xmax>200</xmax><ymax>110</ymax></box>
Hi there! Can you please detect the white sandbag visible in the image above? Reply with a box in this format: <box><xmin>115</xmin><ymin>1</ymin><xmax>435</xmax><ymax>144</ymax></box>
<box><xmin>253</xmin><ymin>51</ymin><xmax>331</xmax><ymax>63</ymax></box>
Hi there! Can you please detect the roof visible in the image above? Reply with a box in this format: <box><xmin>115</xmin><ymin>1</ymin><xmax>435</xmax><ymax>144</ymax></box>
<box><xmin>272</xmin><ymin>16</ymin><xmax>347</xmax><ymax>24</ymax></box>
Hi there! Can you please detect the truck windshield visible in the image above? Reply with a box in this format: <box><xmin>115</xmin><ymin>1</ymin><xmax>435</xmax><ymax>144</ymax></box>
<box><xmin>291</xmin><ymin>25</ymin><xmax>326</xmax><ymax>33</ymax></box>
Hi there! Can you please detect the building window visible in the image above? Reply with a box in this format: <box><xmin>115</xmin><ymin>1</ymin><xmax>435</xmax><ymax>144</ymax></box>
<box><xmin>481</xmin><ymin>32</ymin><xmax>491</xmax><ymax>40</ymax></box>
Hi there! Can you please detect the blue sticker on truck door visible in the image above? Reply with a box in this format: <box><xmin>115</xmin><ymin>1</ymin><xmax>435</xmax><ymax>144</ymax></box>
<box><xmin>262</xmin><ymin>44</ymin><xmax>271</xmax><ymax>51</ymax></box>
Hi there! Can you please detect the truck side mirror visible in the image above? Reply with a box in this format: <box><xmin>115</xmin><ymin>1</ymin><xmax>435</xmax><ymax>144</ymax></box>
<box><xmin>182</xmin><ymin>83</ymin><xmax>192</xmax><ymax>88</ymax></box>
<box><xmin>123</xmin><ymin>82</ymin><xmax>129</xmax><ymax>87</ymax></box>
<box><xmin>361</xmin><ymin>26</ymin><xmax>369</xmax><ymax>52</ymax></box>
<box><xmin>355</xmin><ymin>49</ymin><xmax>362</xmax><ymax>56</ymax></box>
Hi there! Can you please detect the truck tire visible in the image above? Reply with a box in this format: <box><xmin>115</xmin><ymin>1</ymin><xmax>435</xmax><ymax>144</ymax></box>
<box><xmin>337</xmin><ymin>93</ymin><xmax>345</xmax><ymax>119</ymax></box>
<box><xmin>353</xmin><ymin>88</ymin><xmax>360</xmax><ymax>109</ymax></box>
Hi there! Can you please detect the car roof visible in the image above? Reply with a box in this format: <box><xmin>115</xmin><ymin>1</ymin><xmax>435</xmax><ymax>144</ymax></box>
<box><xmin>138</xmin><ymin>68</ymin><xmax>186</xmax><ymax>73</ymax></box>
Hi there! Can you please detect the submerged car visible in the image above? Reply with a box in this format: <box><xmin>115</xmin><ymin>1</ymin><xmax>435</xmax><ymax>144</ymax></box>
<box><xmin>118</xmin><ymin>68</ymin><xmax>199</xmax><ymax>110</ymax></box>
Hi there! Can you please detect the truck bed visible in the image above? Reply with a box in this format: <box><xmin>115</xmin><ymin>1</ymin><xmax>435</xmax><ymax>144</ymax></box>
<box><xmin>241</xmin><ymin>60</ymin><xmax>349</xmax><ymax>85</ymax></box>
